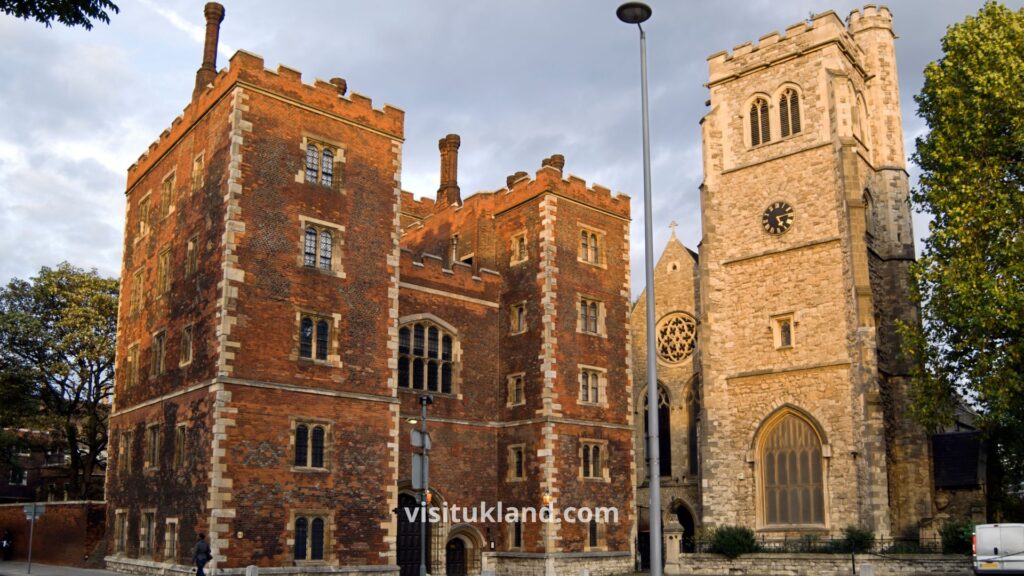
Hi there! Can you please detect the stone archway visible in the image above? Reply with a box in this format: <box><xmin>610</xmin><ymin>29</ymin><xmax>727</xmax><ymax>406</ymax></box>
<box><xmin>674</xmin><ymin>502</ymin><xmax>697</xmax><ymax>553</ymax></box>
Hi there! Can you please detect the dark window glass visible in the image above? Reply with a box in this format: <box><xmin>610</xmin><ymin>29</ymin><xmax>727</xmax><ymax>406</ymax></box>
<box><xmin>580</xmin><ymin>231</ymin><xmax>588</xmax><ymax>258</ymax></box>
<box><xmin>762</xmin><ymin>414</ymin><xmax>824</xmax><ymax>525</ymax></box>
<box><xmin>580</xmin><ymin>299</ymin><xmax>588</xmax><ymax>330</ymax></box>
<box><xmin>590</xmin><ymin>233</ymin><xmax>599</xmax><ymax>263</ymax></box>
<box><xmin>441</xmin><ymin>363</ymin><xmax>452</xmax><ymax>394</ymax></box>
<box><xmin>295</xmin><ymin>517</ymin><xmax>308</xmax><ymax>560</ymax></box>
<box><xmin>300</xmin><ymin>317</ymin><xmax>313</xmax><ymax>358</ymax></box>
<box><xmin>413</xmin><ymin>324</ymin><xmax>424</xmax><ymax>355</ymax></box>
<box><xmin>583</xmin><ymin>445</ymin><xmax>591</xmax><ymax>476</ymax></box>
<box><xmin>789</xmin><ymin>90</ymin><xmax>801</xmax><ymax>134</ymax></box>
<box><xmin>398</xmin><ymin>356</ymin><xmax>409</xmax><ymax>388</ymax></box>
<box><xmin>305</xmin><ymin>145</ymin><xmax>319</xmax><ymax>183</ymax></box>
<box><xmin>514</xmin><ymin>449</ymin><xmax>523</xmax><ymax>478</ymax></box>
<box><xmin>589</xmin><ymin>519</ymin><xmax>598</xmax><ymax>547</ymax></box>
<box><xmin>780</xmin><ymin>320</ymin><xmax>792</xmax><ymax>347</ymax></box>
<box><xmin>760</xmin><ymin>99</ymin><xmax>770</xmax><ymax>144</ymax></box>
<box><xmin>427</xmin><ymin>326</ymin><xmax>438</xmax><ymax>358</ymax></box>
<box><xmin>311</xmin><ymin>426</ymin><xmax>325</xmax><ymax>468</ymax></box>
<box><xmin>427</xmin><ymin>360</ymin><xmax>438</xmax><ymax>392</ymax></box>
<box><xmin>589</xmin><ymin>302</ymin><xmax>598</xmax><ymax>333</ymax></box>
<box><xmin>412</xmin><ymin>358</ymin><xmax>424</xmax><ymax>390</ymax></box>
<box><xmin>321</xmin><ymin>149</ymin><xmax>333</xmax><ymax>187</ymax></box>
<box><xmin>311</xmin><ymin>517</ymin><xmax>325</xmax><ymax>559</ymax></box>
<box><xmin>593</xmin><ymin>446</ymin><xmax>601</xmax><ymax>476</ymax></box>
<box><xmin>399</xmin><ymin>327</ymin><xmax>410</xmax><ymax>354</ymax></box>
<box><xmin>304</xmin><ymin>227</ymin><xmax>317</xmax><ymax>267</ymax></box>
<box><xmin>316</xmin><ymin>320</ymin><xmax>329</xmax><ymax>361</ymax></box>
<box><xmin>319</xmin><ymin>230</ymin><xmax>332</xmax><ymax>270</ymax></box>
<box><xmin>295</xmin><ymin>424</ymin><xmax>308</xmax><ymax>467</ymax></box>
<box><xmin>780</xmin><ymin>93</ymin><xmax>791</xmax><ymax>137</ymax></box>
<box><xmin>750</xmin><ymin>103</ymin><xmax>761</xmax><ymax>146</ymax></box>
<box><xmin>442</xmin><ymin>335</ymin><xmax>452</xmax><ymax>361</ymax></box>
<box><xmin>581</xmin><ymin>372</ymin><xmax>589</xmax><ymax>402</ymax></box>
<box><xmin>514</xmin><ymin>522</ymin><xmax>522</xmax><ymax>548</ymax></box>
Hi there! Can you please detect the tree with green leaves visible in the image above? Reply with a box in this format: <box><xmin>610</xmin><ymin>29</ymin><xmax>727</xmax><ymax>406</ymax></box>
<box><xmin>1</xmin><ymin>0</ymin><xmax>118</xmax><ymax>30</ymax></box>
<box><xmin>905</xmin><ymin>1</ymin><xmax>1024</xmax><ymax>517</ymax></box>
<box><xmin>0</xmin><ymin>263</ymin><xmax>118</xmax><ymax>499</ymax></box>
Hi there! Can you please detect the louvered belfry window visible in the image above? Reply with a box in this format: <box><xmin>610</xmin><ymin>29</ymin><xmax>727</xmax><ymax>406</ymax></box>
<box><xmin>780</xmin><ymin>89</ymin><xmax>801</xmax><ymax>137</ymax></box>
<box><xmin>762</xmin><ymin>413</ymin><xmax>825</xmax><ymax>526</ymax></box>
<box><xmin>750</xmin><ymin>98</ymin><xmax>771</xmax><ymax>146</ymax></box>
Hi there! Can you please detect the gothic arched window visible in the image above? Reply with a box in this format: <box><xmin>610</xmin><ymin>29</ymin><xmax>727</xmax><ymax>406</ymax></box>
<box><xmin>760</xmin><ymin>412</ymin><xmax>825</xmax><ymax>526</ymax></box>
<box><xmin>644</xmin><ymin>386</ymin><xmax>672</xmax><ymax>478</ymax></box>
<box><xmin>779</xmin><ymin>88</ymin><xmax>801</xmax><ymax>137</ymax></box>
<box><xmin>750</xmin><ymin>97</ymin><xmax>771</xmax><ymax>146</ymax></box>
<box><xmin>398</xmin><ymin>320</ymin><xmax>456</xmax><ymax>393</ymax></box>
<box><xmin>294</xmin><ymin>516</ymin><xmax>308</xmax><ymax>560</ymax></box>
<box><xmin>298</xmin><ymin>315</ymin><xmax>330</xmax><ymax>360</ymax></box>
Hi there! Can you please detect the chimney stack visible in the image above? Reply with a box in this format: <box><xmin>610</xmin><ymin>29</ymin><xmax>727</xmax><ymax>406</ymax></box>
<box><xmin>435</xmin><ymin>134</ymin><xmax>461</xmax><ymax>210</ymax></box>
<box><xmin>193</xmin><ymin>2</ymin><xmax>226</xmax><ymax>100</ymax></box>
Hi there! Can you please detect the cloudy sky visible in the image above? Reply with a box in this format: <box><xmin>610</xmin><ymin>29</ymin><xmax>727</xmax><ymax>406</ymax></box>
<box><xmin>0</xmin><ymin>0</ymin><xmax>1017</xmax><ymax>294</ymax></box>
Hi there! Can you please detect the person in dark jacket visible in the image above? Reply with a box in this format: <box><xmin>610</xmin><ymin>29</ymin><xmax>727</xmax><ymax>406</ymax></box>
<box><xmin>1</xmin><ymin>530</ymin><xmax>12</xmax><ymax>561</ymax></box>
<box><xmin>193</xmin><ymin>533</ymin><xmax>211</xmax><ymax>576</ymax></box>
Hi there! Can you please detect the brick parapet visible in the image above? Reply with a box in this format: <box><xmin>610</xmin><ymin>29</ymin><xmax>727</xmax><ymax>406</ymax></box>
<box><xmin>128</xmin><ymin>49</ymin><xmax>404</xmax><ymax>191</ymax></box>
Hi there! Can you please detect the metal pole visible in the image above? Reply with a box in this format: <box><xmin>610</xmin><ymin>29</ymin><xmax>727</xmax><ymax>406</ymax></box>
<box><xmin>420</xmin><ymin>396</ymin><xmax>429</xmax><ymax>576</ymax></box>
<box><xmin>638</xmin><ymin>21</ymin><xmax>663</xmax><ymax>576</ymax></box>
<box><xmin>27</xmin><ymin>502</ymin><xmax>35</xmax><ymax>575</ymax></box>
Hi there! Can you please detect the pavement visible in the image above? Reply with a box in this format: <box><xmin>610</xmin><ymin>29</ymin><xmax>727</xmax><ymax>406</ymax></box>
<box><xmin>0</xmin><ymin>562</ymin><xmax>120</xmax><ymax>576</ymax></box>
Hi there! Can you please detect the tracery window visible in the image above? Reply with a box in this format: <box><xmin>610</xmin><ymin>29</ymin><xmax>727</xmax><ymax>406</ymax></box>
<box><xmin>750</xmin><ymin>97</ymin><xmax>771</xmax><ymax>146</ymax></box>
<box><xmin>779</xmin><ymin>88</ymin><xmax>801</xmax><ymax>137</ymax></box>
<box><xmin>398</xmin><ymin>320</ymin><xmax>455</xmax><ymax>393</ymax></box>
<box><xmin>656</xmin><ymin>312</ymin><xmax>697</xmax><ymax>363</ymax></box>
<box><xmin>760</xmin><ymin>412</ymin><xmax>825</xmax><ymax>526</ymax></box>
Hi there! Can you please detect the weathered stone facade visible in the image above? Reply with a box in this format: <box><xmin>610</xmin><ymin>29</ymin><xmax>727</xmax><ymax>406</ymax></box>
<box><xmin>105</xmin><ymin>4</ymin><xmax>633</xmax><ymax>576</ymax></box>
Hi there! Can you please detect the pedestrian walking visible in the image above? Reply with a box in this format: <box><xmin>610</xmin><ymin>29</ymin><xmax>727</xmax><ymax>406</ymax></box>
<box><xmin>192</xmin><ymin>533</ymin><xmax>211</xmax><ymax>576</ymax></box>
<box><xmin>1</xmin><ymin>530</ymin><xmax>12</xmax><ymax>561</ymax></box>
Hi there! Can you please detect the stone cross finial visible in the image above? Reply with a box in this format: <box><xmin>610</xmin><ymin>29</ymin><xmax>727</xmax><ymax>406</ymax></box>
<box><xmin>669</xmin><ymin>221</ymin><xmax>678</xmax><ymax>239</ymax></box>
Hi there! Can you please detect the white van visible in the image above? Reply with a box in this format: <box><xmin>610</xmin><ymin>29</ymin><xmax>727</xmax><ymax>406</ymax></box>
<box><xmin>975</xmin><ymin>523</ymin><xmax>1024</xmax><ymax>574</ymax></box>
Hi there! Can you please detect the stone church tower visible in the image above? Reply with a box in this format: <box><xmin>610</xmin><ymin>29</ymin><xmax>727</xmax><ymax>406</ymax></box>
<box><xmin>696</xmin><ymin>6</ymin><xmax>931</xmax><ymax>538</ymax></box>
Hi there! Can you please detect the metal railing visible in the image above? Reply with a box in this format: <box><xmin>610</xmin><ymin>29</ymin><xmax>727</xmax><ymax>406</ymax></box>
<box><xmin>687</xmin><ymin>536</ymin><xmax>948</xmax><ymax>556</ymax></box>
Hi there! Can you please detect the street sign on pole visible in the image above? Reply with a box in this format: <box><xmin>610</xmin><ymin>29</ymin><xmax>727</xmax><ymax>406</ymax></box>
<box><xmin>24</xmin><ymin>502</ymin><xmax>43</xmax><ymax>574</ymax></box>
<box><xmin>410</xmin><ymin>429</ymin><xmax>431</xmax><ymax>450</ymax></box>
<box><xmin>412</xmin><ymin>453</ymin><xmax>429</xmax><ymax>490</ymax></box>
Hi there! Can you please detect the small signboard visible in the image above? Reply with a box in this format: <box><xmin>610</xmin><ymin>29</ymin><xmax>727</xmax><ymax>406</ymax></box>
<box><xmin>23</xmin><ymin>504</ymin><xmax>44</xmax><ymax>521</ymax></box>
<box><xmin>410</xmin><ymin>429</ymin><xmax>431</xmax><ymax>450</ymax></box>
<box><xmin>411</xmin><ymin>453</ymin><xmax>429</xmax><ymax>490</ymax></box>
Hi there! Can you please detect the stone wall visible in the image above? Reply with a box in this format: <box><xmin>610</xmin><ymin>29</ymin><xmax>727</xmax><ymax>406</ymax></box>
<box><xmin>0</xmin><ymin>501</ymin><xmax>106</xmax><ymax>566</ymax></box>
<box><xmin>668</xmin><ymin>553</ymin><xmax>971</xmax><ymax>576</ymax></box>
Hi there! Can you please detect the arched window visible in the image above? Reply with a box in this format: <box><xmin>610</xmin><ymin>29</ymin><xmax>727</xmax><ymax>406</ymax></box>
<box><xmin>760</xmin><ymin>412</ymin><xmax>825</xmax><ymax>526</ymax></box>
<box><xmin>590</xmin><ymin>232</ymin><xmax>599</xmax><ymax>263</ymax></box>
<box><xmin>294</xmin><ymin>424</ymin><xmax>308</xmax><ymax>467</ymax></box>
<box><xmin>863</xmin><ymin>190</ymin><xmax>876</xmax><ymax>238</ymax></box>
<box><xmin>644</xmin><ymin>386</ymin><xmax>672</xmax><ymax>477</ymax></box>
<box><xmin>302</xmin><ymin>225</ymin><xmax>336</xmax><ymax>271</ymax></box>
<box><xmin>319</xmin><ymin>230</ymin><xmax>332</xmax><ymax>269</ymax></box>
<box><xmin>294</xmin><ymin>517</ymin><xmax>308</xmax><ymax>560</ymax></box>
<box><xmin>398</xmin><ymin>320</ymin><xmax>457</xmax><ymax>394</ymax></box>
<box><xmin>304</xmin><ymin>227</ymin><xmax>317</xmax><ymax>267</ymax></box>
<box><xmin>311</xmin><ymin>425</ymin><xmax>325</xmax><ymax>468</ymax></box>
<box><xmin>299</xmin><ymin>315</ymin><xmax>330</xmax><ymax>360</ymax></box>
<box><xmin>779</xmin><ymin>88</ymin><xmax>801</xmax><ymax>137</ymax></box>
<box><xmin>305</xmin><ymin>145</ymin><xmax>319</xmax><ymax>184</ymax></box>
<box><xmin>310</xmin><ymin>517</ymin><xmax>325</xmax><ymax>560</ymax></box>
<box><xmin>299</xmin><ymin>317</ymin><xmax>313</xmax><ymax>359</ymax></box>
<box><xmin>321</xmin><ymin>149</ymin><xmax>334</xmax><ymax>187</ymax></box>
<box><xmin>750</xmin><ymin>98</ymin><xmax>770</xmax><ymax>146</ymax></box>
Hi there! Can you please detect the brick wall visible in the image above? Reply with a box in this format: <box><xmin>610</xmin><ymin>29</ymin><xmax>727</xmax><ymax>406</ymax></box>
<box><xmin>0</xmin><ymin>501</ymin><xmax>105</xmax><ymax>566</ymax></box>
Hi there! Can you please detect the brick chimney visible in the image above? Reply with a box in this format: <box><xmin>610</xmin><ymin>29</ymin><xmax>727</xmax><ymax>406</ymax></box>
<box><xmin>193</xmin><ymin>2</ymin><xmax>226</xmax><ymax>100</ymax></box>
<box><xmin>435</xmin><ymin>134</ymin><xmax>461</xmax><ymax>210</ymax></box>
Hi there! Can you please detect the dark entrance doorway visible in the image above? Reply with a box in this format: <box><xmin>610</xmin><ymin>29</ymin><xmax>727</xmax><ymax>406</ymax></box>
<box><xmin>445</xmin><ymin>537</ymin><xmax>467</xmax><ymax>576</ymax></box>
<box><xmin>676</xmin><ymin>505</ymin><xmax>696</xmax><ymax>553</ymax></box>
<box><xmin>397</xmin><ymin>493</ymin><xmax>430</xmax><ymax>576</ymax></box>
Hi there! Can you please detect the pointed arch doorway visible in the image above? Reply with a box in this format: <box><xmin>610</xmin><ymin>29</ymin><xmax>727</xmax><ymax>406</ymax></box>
<box><xmin>397</xmin><ymin>493</ymin><xmax>430</xmax><ymax>576</ymax></box>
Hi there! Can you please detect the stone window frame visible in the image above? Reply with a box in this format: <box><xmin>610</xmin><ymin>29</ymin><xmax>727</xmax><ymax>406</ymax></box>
<box><xmin>290</xmin><ymin>309</ymin><xmax>342</xmax><ymax>367</ymax></box>
<box><xmin>577</xmin><ymin>224</ymin><xmax>607</xmax><ymax>269</ymax></box>
<box><xmin>576</xmin><ymin>295</ymin><xmax>607</xmax><ymax>337</ymax></box>
<box><xmin>775</xmin><ymin>84</ymin><xmax>803</xmax><ymax>139</ymax></box>
<box><xmin>172</xmin><ymin>423</ymin><xmax>186</xmax><ymax>470</ymax></box>
<box><xmin>297</xmin><ymin>215</ymin><xmax>346</xmax><ymax>278</ymax></box>
<box><xmin>297</xmin><ymin>133</ymin><xmax>347</xmax><ymax>193</ymax></box>
<box><xmin>509</xmin><ymin>302</ymin><xmax>527</xmax><ymax>335</ymax></box>
<box><xmin>139</xmin><ymin>508</ymin><xmax>157</xmax><ymax>558</ymax></box>
<box><xmin>190</xmin><ymin>152</ymin><xmax>205</xmax><ymax>196</ymax></box>
<box><xmin>164</xmin><ymin>517</ymin><xmax>179</xmax><ymax>562</ymax></box>
<box><xmin>113</xmin><ymin>509</ymin><xmax>128</xmax><ymax>553</ymax></box>
<box><xmin>508</xmin><ymin>519</ymin><xmax>524</xmax><ymax>550</ymax></box>
<box><xmin>136</xmin><ymin>193</ymin><xmax>152</xmax><ymax>241</ymax></box>
<box><xmin>185</xmin><ymin>234</ymin><xmax>199</xmax><ymax>277</ymax></box>
<box><xmin>151</xmin><ymin>329</ymin><xmax>167</xmax><ymax>378</ymax></box>
<box><xmin>156</xmin><ymin>247</ymin><xmax>171</xmax><ymax>297</ymax></box>
<box><xmin>118</xmin><ymin>430</ymin><xmax>132</xmax><ymax>475</ymax></box>
<box><xmin>125</xmin><ymin>342</ymin><xmax>140</xmax><ymax>389</ymax></box>
<box><xmin>130</xmin><ymin>267</ymin><xmax>144</xmax><ymax>316</ymax></box>
<box><xmin>144</xmin><ymin>422</ymin><xmax>160</xmax><ymax>471</ymax></box>
<box><xmin>179</xmin><ymin>324</ymin><xmax>193</xmax><ymax>367</ymax></box>
<box><xmin>397</xmin><ymin>314</ymin><xmax>463</xmax><ymax>398</ymax></box>
<box><xmin>159</xmin><ymin>171</ymin><xmax>176</xmax><ymax>220</ymax></box>
<box><xmin>287</xmin><ymin>509</ymin><xmax>334</xmax><ymax>564</ymax></box>
<box><xmin>506</xmin><ymin>372</ymin><xmax>526</xmax><ymax>407</ymax></box>
<box><xmin>579</xmin><ymin>439</ymin><xmax>610</xmax><ymax>482</ymax></box>
<box><xmin>507</xmin><ymin>444</ymin><xmax>526</xmax><ymax>482</ymax></box>
<box><xmin>752</xmin><ymin>406</ymin><xmax>832</xmax><ymax>531</ymax></box>
<box><xmin>290</xmin><ymin>417</ymin><xmax>333</xmax><ymax>473</ymax></box>
<box><xmin>746</xmin><ymin>93</ymin><xmax>772</xmax><ymax>148</ymax></box>
<box><xmin>770</xmin><ymin>312</ymin><xmax>796</xmax><ymax>350</ymax></box>
<box><xmin>655</xmin><ymin>311</ymin><xmax>698</xmax><ymax>365</ymax></box>
<box><xmin>584</xmin><ymin>517</ymin><xmax>608</xmax><ymax>552</ymax></box>
<box><xmin>577</xmin><ymin>365</ymin><xmax>607</xmax><ymax>407</ymax></box>
<box><xmin>509</xmin><ymin>229</ymin><xmax>529</xmax><ymax>265</ymax></box>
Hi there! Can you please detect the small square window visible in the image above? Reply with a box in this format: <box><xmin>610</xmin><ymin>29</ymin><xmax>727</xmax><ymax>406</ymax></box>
<box><xmin>578</xmin><ymin>227</ymin><xmax>604</xmax><ymax>265</ymax></box>
<box><xmin>298</xmin><ymin>314</ymin><xmax>331</xmax><ymax>362</ymax></box>
<box><xmin>186</xmin><ymin>235</ymin><xmax>199</xmax><ymax>277</ymax></box>
<box><xmin>160</xmin><ymin>175</ymin><xmax>174</xmax><ymax>219</ymax></box>
<box><xmin>293</xmin><ymin>420</ymin><xmax>330</xmax><ymax>471</ymax></box>
<box><xmin>510</xmin><ymin>520</ymin><xmax>523</xmax><ymax>550</ymax></box>
<box><xmin>191</xmin><ymin>154</ymin><xmax>204</xmax><ymax>195</ymax></box>
<box><xmin>126</xmin><ymin>343</ymin><xmax>140</xmax><ymax>388</ymax></box>
<box><xmin>138</xmin><ymin>195</ymin><xmax>151</xmax><ymax>238</ymax></box>
<box><xmin>145</xmin><ymin>424</ymin><xmax>160</xmax><ymax>470</ymax></box>
<box><xmin>9</xmin><ymin>467</ymin><xmax>26</xmax><ymax>486</ymax></box>
<box><xmin>118</xmin><ymin>431</ymin><xmax>133</xmax><ymax>474</ymax></box>
<box><xmin>157</xmin><ymin>248</ymin><xmax>171</xmax><ymax>296</ymax></box>
<box><xmin>578</xmin><ymin>297</ymin><xmax>604</xmax><ymax>335</ymax></box>
<box><xmin>510</xmin><ymin>232</ymin><xmax>528</xmax><ymax>264</ymax></box>
<box><xmin>578</xmin><ymin>367</ymin><xmax>605</xmax><ymax>405</ymax></box>
<box><xmin>303</xmin><ymin>140</ymin><xmax>342</xmax><ymax>189</ymax></box>
<box><xmin>510</xmin><ymin>303</ymin><xmax>527</xmax><ymax>334</ymax></box>
<box><xmin>772</xmin><ymin>314</ymin><xmax>795</xmax><ymax>349</ymax></box>
<box><xmin>130</xmin><ymin>268</ymin><xmax>144</xmax><ymax>315</ymax></box>
<box><xmin>151</xmin><ymin>330</ymin><xmax>167</xmax><ymax>377</ymax></box>
<box><xmin>508</xmin><ymin>445</ymin><xmax>525</xmax><ymax>481</ymax></box>
<box><xmin>581</xmin><ymin>440</ymin><xmax>608</xmax><ymax>480</ymax></box>
<box><xmin>179</xmin><ymin>325</ymin><xmax>193</xmax><ymax>366</ymax></box>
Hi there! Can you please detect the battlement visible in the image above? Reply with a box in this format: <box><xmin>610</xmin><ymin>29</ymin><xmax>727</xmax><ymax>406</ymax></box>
<box><xmin>399</xmin><ymin>248</ymin><xmax>502</xmax><ymax>301</ymax></box>
<box><xmin>847</xmin><ymin>4</ymin><xmax>893</xmax><ymax>34</ymax></box>
<box><xmin>400</xmin><ymin>191</ymin><xmax>435</xmax><ymax>217</ymax></box>
<box><xmin>707</xmin><ymin>7</ymin><xmax>872</xmax><ymax>85</ymax></box>
<box><xmin>127</xmin><ymin>49</ymin><xmax>404</xmax><ymax>191</ymax></box>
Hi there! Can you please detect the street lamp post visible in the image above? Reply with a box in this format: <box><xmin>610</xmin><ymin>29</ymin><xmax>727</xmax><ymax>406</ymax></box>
<box><xmin>419</xmin><ymin>394</ymin><xmax>433</xmax><ymax>576</ymax></box>
<box><xmin>616</xmin><ymin>3</ymin><xmax>662</xmax><ymax>575</ymax></box>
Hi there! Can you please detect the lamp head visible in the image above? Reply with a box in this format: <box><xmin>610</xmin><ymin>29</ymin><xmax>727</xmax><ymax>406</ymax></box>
<box><xmin>616</xmin><ymin>2</ymin><xmax>652</xmax><ymax>24</ymax></box>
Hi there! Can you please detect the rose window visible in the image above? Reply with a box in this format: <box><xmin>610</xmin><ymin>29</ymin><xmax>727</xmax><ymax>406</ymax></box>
<box><xmin>656</xmin><ymin>312</ymin><xmax>696</xmax><ymax>363</ymax></box>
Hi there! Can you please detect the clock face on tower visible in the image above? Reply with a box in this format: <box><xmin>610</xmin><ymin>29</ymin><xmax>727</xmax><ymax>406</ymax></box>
<box><xmin>762</xmin><ymin>201</ymin><xmax>794</xmax><ymax>235</ymax></box>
